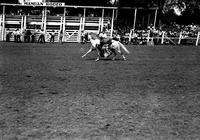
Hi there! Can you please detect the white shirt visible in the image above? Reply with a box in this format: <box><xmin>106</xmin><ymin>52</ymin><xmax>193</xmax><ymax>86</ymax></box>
<box><xmin>50</xmin><ymin>32</ymin><xmax>55</xmax><ymax>36</ymax></box>
<box><xmin>99</xmin><ymin>33</ymin><xmax>107</xmax><ymax>38</ymax></box>
<box><xmin>40</xmin><ymin>30</ymin><xmax>45</xmax><ymax>35</ymax></box>
<box><xmin>16</xmin><ymin>30</ymin><xmax>21</xmax><ymax>35</ymax></box>
<box><xmin>13</xmin><ymin>31</ymin><xmax>17</xmax><ymax>35</ymax></box>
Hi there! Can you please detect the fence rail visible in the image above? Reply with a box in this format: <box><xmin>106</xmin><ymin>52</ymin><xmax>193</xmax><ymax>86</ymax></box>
<box><xmin>127</xmin><ymin>29</ymin><xmax>200</xmax><ymax>46</ymax></box>
<box><xmin>0</xmin><ymin>14</ymin><xmax>111</xmax><ymax>42</ymax></box>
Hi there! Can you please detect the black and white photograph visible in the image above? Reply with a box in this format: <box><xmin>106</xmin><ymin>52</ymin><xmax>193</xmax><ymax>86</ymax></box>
<box><xmin>0</xmin><ymin>0</ymin><xmax>200</xmax><ymax>139</ymax></box>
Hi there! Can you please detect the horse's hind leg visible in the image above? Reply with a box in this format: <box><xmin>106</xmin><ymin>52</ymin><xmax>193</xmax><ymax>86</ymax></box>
<box><xmin>118</xmin><ymin>50</ymin><xmax>126</xmax><ymax>61</ymax></box>
<box><xmin>122</xmin><ymin>54</ymin><xmax>126</xmax><ymax>60</ymax></box>
<box><xmin>82</xmin><ymin>47</ymin><xmax>95</xmax><ymax>58</ymax></box>
<box><xmin>82</xmin><ymin>49</ymin><xmax>92</xmax><ymax>58</ymax></box>
<box><xmin>95</xmin><ymin>57</ymin><xmax>100</xmax><ymax>61</ymax></box>
<box><xmin>95</xmin><ymin>47</ymin><xmax>101</xmax><ymax>61</ymax></box>
<box><xmin>120</xmin><ymin>51</ymin><xmax>126</xmax><ymax>60</ymax></box>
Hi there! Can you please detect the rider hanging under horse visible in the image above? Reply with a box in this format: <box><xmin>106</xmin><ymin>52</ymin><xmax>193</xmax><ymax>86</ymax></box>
<box><xmin>98</xmin><ymin>31</ymin><xmax>113</xmax><ymax>58</ymax></box>
<box><xmin>81</xmin><ymin>30</ymin><xmax>130</xmax><ymax>61</ymax></box>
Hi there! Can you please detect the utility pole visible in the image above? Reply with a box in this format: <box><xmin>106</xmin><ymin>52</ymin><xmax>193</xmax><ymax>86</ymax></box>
<box><xmin>116</xmin><ymin>0</ymin><xmax>120</xmax><ymax>24</ymax></box>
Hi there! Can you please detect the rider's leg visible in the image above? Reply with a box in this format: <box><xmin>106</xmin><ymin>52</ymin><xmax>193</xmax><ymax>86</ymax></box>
<box><xmin>95</xmin><ymin>45</ymin><xmax>102</xmax><ymax>61</ymax></box>
<box><xmin>105</xmin><ymin>45</ymin><xmax>110</xmax><ymax>55</ymax></box>
<box><xmin>105</xmin><ymin>39</ymin><xmax>113</xmax><ymax>53</ymax></box>
<box><xmin>97</xmin><ymin>44</ymin><xmax>104</xmax><ymax>57</ymax></box>
<box><xmin>117</xmin><ymin>49</ymin><xmax>126</xmax><ymax>60</ymax></box>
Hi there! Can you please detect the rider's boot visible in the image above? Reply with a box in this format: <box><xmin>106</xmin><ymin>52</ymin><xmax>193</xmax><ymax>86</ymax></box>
<box><xmin>106</xmin><ymin>47</ymin><xmax>110</xmax><ymax>55</ymax></box>
<box><xmin>95</xmin><ymin>57</ymin><xmax>100</xmax><ymax>61</ymax></box>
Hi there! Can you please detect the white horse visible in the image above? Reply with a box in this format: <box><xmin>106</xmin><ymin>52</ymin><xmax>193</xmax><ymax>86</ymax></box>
<box><xmin>81</xmin><ymin>32</ymin><xmax>130</xmax><ymax>61</ymax></box>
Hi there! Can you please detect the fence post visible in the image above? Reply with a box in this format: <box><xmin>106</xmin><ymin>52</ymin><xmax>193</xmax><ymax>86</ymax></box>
<box><xmin>20</xmin><ymin>16</ymin><xmax>24</xmax><ymax>42</ymax></box>
<box><xmin>2</xmin><ymin>5</ymin><xmax>5</xmax><ymax>41</ymax></box>
<box><xmin>133</xmin><ymin>8</ymin><xmax>137</xmax><ymax>31</ymax></box>
<box><xmin>178</xmin><ymin>31</ymin><xmax>182</xmax><ymax>45</ymax></box>
<box><xmin>0</xmin><ymin>15</ymin><xmax>2</xmax><ymax>41</ymax></box>
<box><xmin>63</xmin><ymin>7</ymin><xmax>66</xmax><ymax>42</ymax></box>
<box><xmin>98</xmin><ymin>18</ymin><xmax>101</xmax><ymax>33</ymax></box>
<box><xmin>24</xmin><ymin>15</ymin><xmax>27</xmax><ymax>30</ymax></box>
<box><xmin>60</xmin><ymin>16</ymin><xmax>63</xmax><ymax>31</ymax></box>
<box><xmin>110</xmin><ymin>9</ymin><xmax>115</xmax><ymax>38</ymax></box>
<box><xmin>41</xmin><ymin>8</ymin><xmax>44</xmax><ymax>30</ymax></box>
<box><xmin>21</xmin><ymin>16</ymin><xmax>23</xmax><ymax>31</ymax></box>
<box><xmin>153</xmin><ymin>9</ymin><xmax>158</xmax><ymax>29</ymax></box>
<box><xmin>44</xmin><ymin>7</ymin><xmax>47</xmax><ymax>35</ymax></box>
<box><xmin>100</xmin><ymin>9</ymin><xmax>104</xmax><ymax>32</ymax></box>
<box><xmin>82</xmin><ymin>8</ymin><xmax>86</xmax><ymax>31</ymax></box>
<box><xmin>196</xmin><ymin>32</ymin><xmax>200</xmax><ymax>46</ymax></box>
<box><xmin>78</xmin><ymin>17</ymin><xmax>83</xmax><ymax>43</ymax></box>
<box><xmin>161</xmin><ymin>31</ymin><xmax>165</xmax><ymax>44</ymax></box>
<box><xmin>147</xmin><ymin>30</ymin><xmax>150</xmax><ymax>43</ymax></box>
<box><xmin>59</xmin><ymin>16</ymin><xmax>63</xmax><ymax>42</ymax></box>
<box><xmin>129</xmin><ymin>29</ymin><xmax>133</xmax><ymax>42</ymax></box>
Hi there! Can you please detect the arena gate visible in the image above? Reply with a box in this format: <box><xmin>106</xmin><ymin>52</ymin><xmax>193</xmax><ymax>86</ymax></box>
<box><xmin>0</xmin><ymin>3</ymin><xmax>117</xmax><ymax>42</ymax></box>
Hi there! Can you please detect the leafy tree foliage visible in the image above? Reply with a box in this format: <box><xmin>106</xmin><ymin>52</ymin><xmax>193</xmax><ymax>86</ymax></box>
<box><xmin>161</xmin><ymin>0</ymin><xmax>200</xmax><ymax>24</ymax></box>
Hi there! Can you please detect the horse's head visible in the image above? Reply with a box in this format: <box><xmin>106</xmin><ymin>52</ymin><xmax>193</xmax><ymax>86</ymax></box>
<box><xmin>89</xmin><ymin>32</ymin><xmax>100</xmax><ymax>40</ymax></box>
<box><xmin>83</xmin><ymin>32</ymin><xmax>100</xmax><ymax>46</ymax></box>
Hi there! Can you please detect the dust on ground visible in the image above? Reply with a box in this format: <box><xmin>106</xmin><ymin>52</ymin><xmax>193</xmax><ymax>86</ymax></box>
<box><xmin>0</xmin><ymin>42</ymin><xmax>200</xmax><ymax>140</ymax></box>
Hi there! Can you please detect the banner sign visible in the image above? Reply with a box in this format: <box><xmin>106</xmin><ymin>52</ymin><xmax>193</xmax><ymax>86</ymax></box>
<box><xmin>25</xmin><ymin>0</ymin><xmax>43</xmax><ymax>2</ymax></box>
<box><xmin>22</xmin><ymin>2</ymin><xmax>65</xmax><ymax>7</ymax></box>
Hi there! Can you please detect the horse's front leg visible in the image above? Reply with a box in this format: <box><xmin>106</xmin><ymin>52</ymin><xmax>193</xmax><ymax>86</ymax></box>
<box><xmin>122</xmin><ymin>55</ymin><xmax>126</xmax><ymax>60</ymax></box>
<box><xmin>118</xmin><ymin>51</ymin><xmax>126</xmax><ymax>60</ymax></box>
<box><xmin>95</xmin><ymin>56</ymin><xmax>100</xmax><ymax>61</ymax></box>
<box><xmin>81</xmin><ymin>47</ymin><xmax>93</xmax><ymax>58</ymax></box>
<box><xmin>95</xmin><ymin>47</ymin><xmax>101</xmax><ymax>61</ymax></box>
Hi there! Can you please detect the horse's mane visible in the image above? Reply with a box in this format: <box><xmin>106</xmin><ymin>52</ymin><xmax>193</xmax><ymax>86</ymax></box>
<box><xmin>89</xmin><ymin>32</ymin><xmax>100</xmax><ymax>40</ymax></box>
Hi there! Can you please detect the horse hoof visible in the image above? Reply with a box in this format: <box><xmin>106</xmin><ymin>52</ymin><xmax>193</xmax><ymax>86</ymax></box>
<box><xmin>123</xmin><ymin>57</ymin><xmax>126</xmax><ymax>61</ymax></box>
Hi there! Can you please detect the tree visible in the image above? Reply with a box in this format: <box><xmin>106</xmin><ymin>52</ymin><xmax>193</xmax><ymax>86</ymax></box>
<box><xmin>161</xmin><ymin>0</ymin><xmax>200</xmax><ymax>24</ymax></box>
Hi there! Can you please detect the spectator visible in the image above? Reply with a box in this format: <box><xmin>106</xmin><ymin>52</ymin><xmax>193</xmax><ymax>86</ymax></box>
<box><xmin>49</xmin><ymin>30</ymin><xmax>55</xmax><ymax>43</ymax></box>
<box><xmin>16</xmin><ymin>29</ymin><xmax>21</xmax><ymax>43</ymax></box>
<box><xmin>6</xmin><ymin>29</ymin><xmax>12</xmax><ymax>42</ymax></box>
<box><xmin>81</xmin><ymin>30</ymin><xmax>86</xmax><ymax>44</ymax></box>
<box><xmin>112</xmin><ymin>32</ymin><xmax>120</xmax><ymax>41</ymax></box>
<box><xmin>58</xmin><ymin>30</ymin><xmax>63</xmax><ymax>43</ymax></box>
<box><xmin>13</xmin><ymin>29</ymin><xmax>17</xmax><ymax>42</ymax></box>
<box><xmin>26</xmin><ymin>29</ymin><xmax>32</xmax><ymax>43</ymax></box>
<box><xmin>31</xmin><ymin>29</ymin><xmax>36</xmax><ymax>43</ymax></box>
<box><xmin>37</xmin><ymin>29</ymin><xmax>45</xmax><ymax>43</ymax></box>
<box><xmin>23</xmin><ymin>29</ymin><xmax>31</xmax><ymax>43</ymax></box>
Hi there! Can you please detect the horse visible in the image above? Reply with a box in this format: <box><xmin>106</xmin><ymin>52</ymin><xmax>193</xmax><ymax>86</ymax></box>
<box><xmin>81</xmin><ymin>32</ymin><xmax>102</xmax><ymax>61</ymax></box>
<box><xmin>81</xmin><ymin>32</ymin><xmax>130</xmax><ymax>61</ymax></box>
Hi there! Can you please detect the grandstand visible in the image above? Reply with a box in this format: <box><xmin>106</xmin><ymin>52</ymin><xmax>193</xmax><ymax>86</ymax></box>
<box><xmin>1</xmin><ymin>0</ymin><xmax>200</xmax><ymax>45</ymax></box>
<box><xmin>0</xmin><ymin>2</ymin><xmax>116</xmax><ymax>42</ymax></box>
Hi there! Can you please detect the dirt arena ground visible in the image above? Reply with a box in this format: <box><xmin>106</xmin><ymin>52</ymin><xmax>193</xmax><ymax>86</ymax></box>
<box><xmin>0</xmin><ymin>42</ymin><xmax>200</xmax><ymax>140</ymax></box>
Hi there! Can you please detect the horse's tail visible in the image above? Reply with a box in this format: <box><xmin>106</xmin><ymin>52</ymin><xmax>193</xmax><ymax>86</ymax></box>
<box><xmin>118</xmin><ymin>41</ymin><xmax>130</xmax><ymax>54</ymax></box>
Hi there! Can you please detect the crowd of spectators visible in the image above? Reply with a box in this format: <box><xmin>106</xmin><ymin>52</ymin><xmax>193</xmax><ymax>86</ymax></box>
<box><xmin>5</xmin><ymin>22</ymin><xmax>200</xmax><ymax>45</ymax></box>
<box><xmin>114</xmin><ymin>23</ymin><xmax>200</xmax><ymax>45</ymax></box>
<box><xmin>5</xmin><ymin>28</ymin><xmax>63</xmax><ymax>43</ymax></box>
